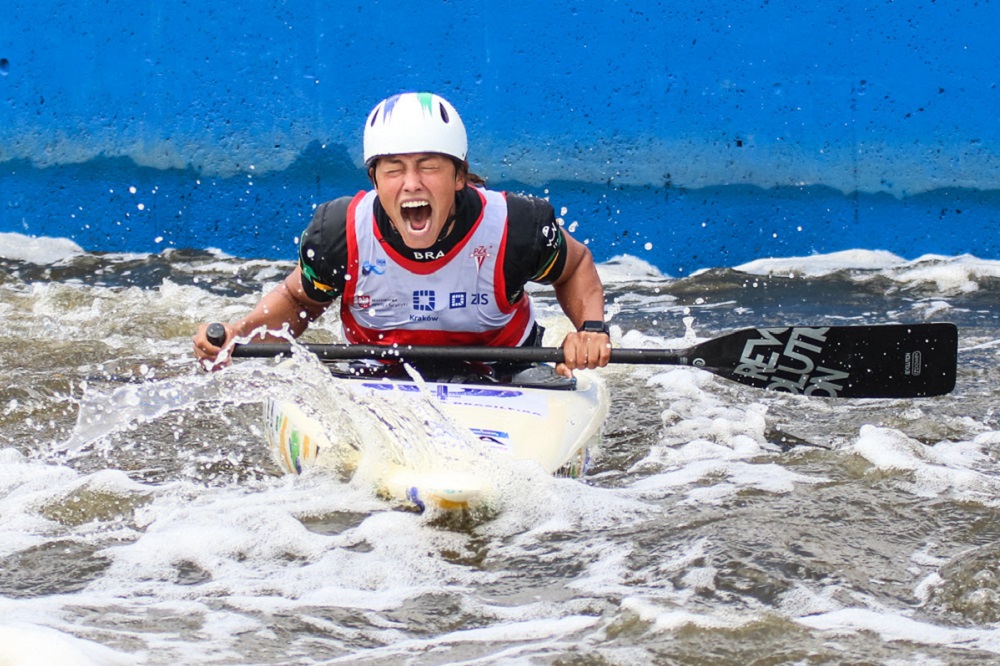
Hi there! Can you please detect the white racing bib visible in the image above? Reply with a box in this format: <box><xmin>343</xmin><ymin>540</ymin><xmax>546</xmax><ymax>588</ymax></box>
<box><xmin>341</xmin><ymin>188</ymin><xmax>535</xmax><ymax>346</ymax></box>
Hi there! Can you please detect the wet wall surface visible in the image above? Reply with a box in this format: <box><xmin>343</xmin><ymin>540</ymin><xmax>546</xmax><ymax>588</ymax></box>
<box><xmin>1</xmin><ymin>1</ymin><xmax>998</xmax><ymax>269</ymax></box>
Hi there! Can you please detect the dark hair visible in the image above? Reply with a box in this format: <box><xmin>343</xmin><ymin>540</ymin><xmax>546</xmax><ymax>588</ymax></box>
<box><xmin>453</xmin><ymin>159</ymin><xmax>487</xmax><ymax>187</ymax></box>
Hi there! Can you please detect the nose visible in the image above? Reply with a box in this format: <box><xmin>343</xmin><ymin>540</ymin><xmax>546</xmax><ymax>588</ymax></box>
<box><xmin>402</xmin><ymin>165</ymin><xmax>423</xmax><ymax>191</ymax></box>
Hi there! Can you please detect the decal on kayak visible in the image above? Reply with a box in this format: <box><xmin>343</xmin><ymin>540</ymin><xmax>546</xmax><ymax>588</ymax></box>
<box><xmin>360</xmin><ymin>382</ymin><xmax>524</xmax><ymax>399</ymax></box>
<box><xmin>470</xmin><ymin>427</ymin><xmax>511</xmax><ymax>450</ymax></box>
<box><xmin>554</xmin><ymin>445</ymin><xmax>589</xmax><ymax>479</ymax></box>
<box><xmin>405</xmin><ymin>487</ymin><xmax>426</xmax><ymax>512</ymax></box>
<box><xmin>265</xmin><ymin>400</ymin><xmax>318</xmax><ymax>475</ymax></box>
<box><xmin>354</xmin><ymin>381</ymin><xmax>547</xmax><ymax>417</ymax></box>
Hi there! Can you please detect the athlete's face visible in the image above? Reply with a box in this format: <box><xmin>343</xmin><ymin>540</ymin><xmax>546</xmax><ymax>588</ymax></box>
<box><xmin>372</xmin><ymin>153</ymin><xmax>466</xmax><ymax>249</ymax></box>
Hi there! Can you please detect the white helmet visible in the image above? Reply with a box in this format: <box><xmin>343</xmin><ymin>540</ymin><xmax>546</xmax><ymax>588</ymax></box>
<box><xmin>363</xmin><ymin>92</ymin><xmax>467</xmax><ymax>165</ymax></box>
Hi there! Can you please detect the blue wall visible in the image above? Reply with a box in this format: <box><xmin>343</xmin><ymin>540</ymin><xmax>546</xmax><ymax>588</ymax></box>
<box><xmin>2</xmin><ymin>1</ymin><xmax>998</xmax><ymax>273</ymax></box>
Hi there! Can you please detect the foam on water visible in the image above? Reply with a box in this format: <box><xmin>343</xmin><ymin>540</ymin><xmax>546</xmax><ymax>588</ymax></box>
<box><xmin>851</xmin><ymin>425</ymin><xmax>1000</xmax><ymax>501</ymax></box>
<box><xmin>1</xmin><ymin>446</ymin><xmax>478</xmax><ymax>659</ymax></box>
<box><xmin>797</xmin><ymin>608</ymin><xmax>1000</xmax><ymax>654</ymax></box>
<box><xmin>610</xmin><ymin>355</ymin><xmax>829</xmax><ymax>505</ymax></box>
<box><xmin>4</xmin><ymin>240</ymin><xmax>1000</xmax><ymax>662</ymax></box>
<box><xmin>595</xmin><ymin>254</ymin><xmax>667</xmax><ymax>283</ymax></box>
<box><xmin>0</xmin><ymin>232</ymin><xmax>84</xmax><ymax>265</ymax></box>
<box><xmin>317</xmin><ymin>614</ymin><xmax>604</xmax><ymax>664</ymax></box>
<box><xmin>735</xmin><ymin>250</ymin><xmax>1000</xmax><ymax>294</ymax></box>
<box><xmin>735</xmin><ymin>248</ymin><xmax>907</xmax><ymax>277</ymax></box>
<box><xmin>0</xmin><ymin>622</ymin><xmax>134</xmax><ymax>666</ymax></box>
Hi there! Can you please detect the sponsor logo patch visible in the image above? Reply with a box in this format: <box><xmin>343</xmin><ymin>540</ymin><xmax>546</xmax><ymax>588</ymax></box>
<box><xmin>471</xmin><ymin>245</ymin><xmax>490</xmax><ymax>270</ymax></box>
<box><xmin>361</xmin><ymin>259</ymin><xmax>386</xmax><ymax>276</ymax></box>
<box><xmin>412</xmin><ymin>290</ymin><xmax>436</xmax><ymax>312</ymax></box>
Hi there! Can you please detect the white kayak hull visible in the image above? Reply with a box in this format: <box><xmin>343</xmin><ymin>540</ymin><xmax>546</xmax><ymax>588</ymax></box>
<box><xmin>265</xmin><ymin>370</ymin><xmax>609</xmax><ymax>510</ymax></box>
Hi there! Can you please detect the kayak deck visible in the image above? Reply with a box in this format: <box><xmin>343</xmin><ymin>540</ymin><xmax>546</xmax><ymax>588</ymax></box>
<box><xmin>265</xmin><ymin>361</ymin><xmax>609</xmax><ymax>511</ymax></box>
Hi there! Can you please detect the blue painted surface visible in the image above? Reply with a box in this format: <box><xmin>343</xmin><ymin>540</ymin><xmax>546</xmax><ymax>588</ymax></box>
<box><xmin>1</xmin><ymin>1</ymin><xmax>998</xmax><ymax>272</ymax></box>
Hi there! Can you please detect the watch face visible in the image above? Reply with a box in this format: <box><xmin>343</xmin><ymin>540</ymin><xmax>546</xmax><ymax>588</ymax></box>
<box><xmin>580</xmin><ymin>321</ymin><xmax>609</xmax><ymax>334</ymax></box>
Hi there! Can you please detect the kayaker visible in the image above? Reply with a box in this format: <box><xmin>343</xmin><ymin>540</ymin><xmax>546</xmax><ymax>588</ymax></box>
<box><xmin>193</xmin><ymin>91</ymin><xmax>611</xmax><ymax>377</ymax></box>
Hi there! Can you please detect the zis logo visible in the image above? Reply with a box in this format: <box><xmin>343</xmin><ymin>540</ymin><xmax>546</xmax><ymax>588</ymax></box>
<box><xmin>412</xmin><ymin>290</ymin><xmax>436</xmax><ymax>312</ymax></box>
<box><xmin>471</xmin><ymin>245</ymin><xmax>490</xmax><ymax>270</ymax></box>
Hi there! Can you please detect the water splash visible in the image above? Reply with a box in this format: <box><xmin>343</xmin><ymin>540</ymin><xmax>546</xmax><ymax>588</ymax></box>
<box><xmin>54</xmin><ymin>337</ymin><xmax>500</xmax><ymax>506</ymax></box>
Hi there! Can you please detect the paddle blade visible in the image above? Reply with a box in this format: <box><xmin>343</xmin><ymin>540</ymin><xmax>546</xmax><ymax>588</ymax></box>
<box><xmin>686</xmin><ymin>323</ymin><xmax>958</xmax><ymax>398</ymax></box>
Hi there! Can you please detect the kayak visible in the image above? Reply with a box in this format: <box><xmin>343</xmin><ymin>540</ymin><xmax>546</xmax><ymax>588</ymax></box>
<box><xmin>240</xmin><ymin>321</ymin><xmax>959</xmax><ymax>508</ymax></box>
<box><xmin>217</xmin><ymin>320</ymin><xmax>959</xmax><ymax>509</ymax></box>
<box><xmin>264</xmin><ymin>361</ymin><xmax>609</xmax><ymax>511</ymax></box>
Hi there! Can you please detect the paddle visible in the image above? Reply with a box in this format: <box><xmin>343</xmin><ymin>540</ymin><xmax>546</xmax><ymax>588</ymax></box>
<box><xmin>206</xmin><ymin>322</ymin><xmax>958</xmax><ymax>399</ymax></box>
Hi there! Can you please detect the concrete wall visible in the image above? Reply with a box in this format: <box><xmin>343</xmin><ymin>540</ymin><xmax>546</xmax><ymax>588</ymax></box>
<box><xmin>2</xmin><ymin>1</ymin><xmax>998</xmax><ymax>273</ymax></box>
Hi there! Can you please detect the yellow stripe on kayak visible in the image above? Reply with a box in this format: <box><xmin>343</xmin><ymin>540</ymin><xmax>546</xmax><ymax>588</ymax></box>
<box><xmin>279</xmin><ymin>414</ymin><xmax>295</xmax><ymax>473</ymax></box>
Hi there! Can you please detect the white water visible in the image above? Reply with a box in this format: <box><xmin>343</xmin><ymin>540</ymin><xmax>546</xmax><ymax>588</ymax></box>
<box><xmin>1</xmin><ymin>238</ymin><xmax>1000</xmax><ymax>664</ymax></box>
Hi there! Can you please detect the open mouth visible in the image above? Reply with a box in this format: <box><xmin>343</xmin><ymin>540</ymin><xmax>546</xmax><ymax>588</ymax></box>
<box><xmin>400</xmin><ymin>200</ymin><xmax>432</xmax><ymax>229</ymax></box>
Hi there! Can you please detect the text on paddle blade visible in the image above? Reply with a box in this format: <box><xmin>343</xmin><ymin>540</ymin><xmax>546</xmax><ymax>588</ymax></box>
<box><xmin>733</xmin><ymin>327</ymin><xmax>849</xmax><ymax>397</ymax></box>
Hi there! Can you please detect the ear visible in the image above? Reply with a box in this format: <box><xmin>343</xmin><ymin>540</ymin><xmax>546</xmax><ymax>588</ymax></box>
<box><xmin>453</xmin><ymin>160</ymin><xmax>467</xmax><ymax>191</ymax></box>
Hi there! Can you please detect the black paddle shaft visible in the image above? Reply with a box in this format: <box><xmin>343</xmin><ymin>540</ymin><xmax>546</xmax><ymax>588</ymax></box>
<box><xmin>207</xmin><ymin>322</ymin><xmax>958</xmax><ymax>399</ymax></box>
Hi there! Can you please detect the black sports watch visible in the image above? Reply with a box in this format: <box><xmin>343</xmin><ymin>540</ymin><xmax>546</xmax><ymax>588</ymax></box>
<box><xmin>578</xmin><ymin>320</ymin><xmax>610</xmax><ymax>336</ymax></box>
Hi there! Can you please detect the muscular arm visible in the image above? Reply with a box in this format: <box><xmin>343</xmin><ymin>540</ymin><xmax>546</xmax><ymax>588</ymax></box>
<box><xmin>192</xmin><ymin>266</ymin><xmax>330</xmax><ymax>365</ymax></box>
<box><xmin>552</xmin><ymin>234</ymin><xmax>605</xmax><ymax>328</ymax></box>
<box><xmin>231</xmin><ymin>266</ymin><xmax>330</xmax><ymax>340</ymax></box>
<box><xmin>551</xmin><ymin>234</ymin><xmax>610</xmax><ymax>377</ymax></box>
<box><xmin>502</xmin><ymin>192</ymin><xmax>609</xmax><ymax>376</ymax></box>
<box><xmin>194</xmin><ymin>197</ymin><xmax>349</xmax><ymax>366</ymax></box>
